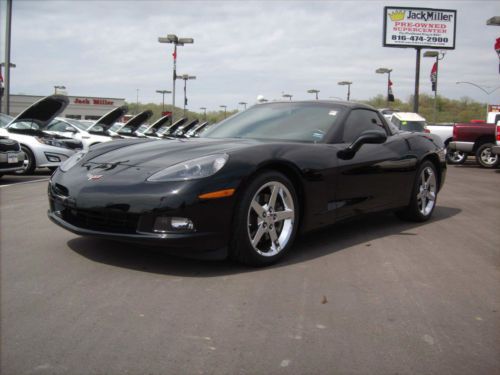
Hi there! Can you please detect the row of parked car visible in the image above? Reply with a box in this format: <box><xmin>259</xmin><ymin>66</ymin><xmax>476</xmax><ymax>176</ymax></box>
<box><xmin>0</xmin><ymin>95</ymin><xmax>211</xmax><ymax>176</ymax></box>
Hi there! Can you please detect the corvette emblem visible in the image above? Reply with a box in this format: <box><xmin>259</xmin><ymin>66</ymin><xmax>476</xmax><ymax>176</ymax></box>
<box><xmin>87</xmin><ymin>174</ymin><xmax>103</xmax><ymax>181</ymax></box>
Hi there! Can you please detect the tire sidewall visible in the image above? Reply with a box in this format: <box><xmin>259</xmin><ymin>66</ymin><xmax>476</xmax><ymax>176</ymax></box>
<box><xmin>475</xmin><ymin>143</ymin><xmax>499</xmax><ymax>168</ymax></box>
<box><xmin>230</xmin><ymin>170</ymin><xmax>299</xmax><ymax>266</ymax></box>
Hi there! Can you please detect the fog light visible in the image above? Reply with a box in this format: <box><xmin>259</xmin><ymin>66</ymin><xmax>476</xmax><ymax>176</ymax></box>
<box><xmin>153</xmin><ymin>216</ymin><xmax>194</xmax><ymax>233</ymax></box>
<box><xmin>46</xmin><ymin>154</ymin><xmax>61</xmax><ymax>162</ymax></box>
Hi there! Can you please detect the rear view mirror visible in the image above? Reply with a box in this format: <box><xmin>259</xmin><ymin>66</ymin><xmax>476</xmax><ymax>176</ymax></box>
<box><xmin>338</xmin><ymin>129</ymin><xmax>387</xmax><ymax>160</ymax></box>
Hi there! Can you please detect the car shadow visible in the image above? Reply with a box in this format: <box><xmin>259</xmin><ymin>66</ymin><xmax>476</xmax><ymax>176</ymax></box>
<box><xmin>67</xmin><ymin>206</ymin><xmax>461</xmax><ymax>277</ymax></box>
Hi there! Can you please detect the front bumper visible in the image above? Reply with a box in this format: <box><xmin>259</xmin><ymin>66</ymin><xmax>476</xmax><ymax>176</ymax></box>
<box><xmin>0</xmin><ymin>150</ymin><xmax>25</xmax><ymax>173</ymax></box>
<box><xmin>492</xmin><ymin>145</ymin><xmax>500</xmax><ymax>155</ymax></box>
<box><xmin>448</xmin><ymin>141</ymin><xmax>473</xmax><ymax>153</ymax></box>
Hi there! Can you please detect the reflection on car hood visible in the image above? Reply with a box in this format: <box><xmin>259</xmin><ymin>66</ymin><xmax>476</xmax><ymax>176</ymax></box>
<box><xmin>7</xmin><ymin>95</ymin><xmax>69</xmax><ymax>131</ymax></box>
<box><xmin>87</xmin><ymin>137</ymin><xmax>258</xmax><ymax>168</ymax></box>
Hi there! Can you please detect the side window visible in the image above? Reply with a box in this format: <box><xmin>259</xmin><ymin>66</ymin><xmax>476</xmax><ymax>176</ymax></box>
<box><xmin>342</xmin><ymin>109</ymin><xmax>387</xmax><ymax>143</ymax></box>
<box><xmin>48</xmin><ymin>121</ymin><xmax>69</xmax><ymax>132</ymax></box>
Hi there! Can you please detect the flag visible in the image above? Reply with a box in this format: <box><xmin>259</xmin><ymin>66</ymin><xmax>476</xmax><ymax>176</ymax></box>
<box><xmin>388</xmin><ymin>79</ymin><xmax>394</xmax><ymax>102</ymax></box>
<box><xmin>172</xmin><ymin>49</ymin><xmax>177</xmax><ymax>61</ymax></box>
<box><xmin>0</xmin><ymin>69</ymin><xmax>4</xmax><ymax>98</ymax></box>
<box><xmin>430</xmin><ymin>62</ymin><xmax>438</xmax><ymax>91</ymax></box>
<box><xmin>495</xmin><ymin>38</ymin><xmax>500</xmax><ymax>74</ymax></box>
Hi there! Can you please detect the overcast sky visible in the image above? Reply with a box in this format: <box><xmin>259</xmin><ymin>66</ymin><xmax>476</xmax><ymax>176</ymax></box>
<box><xmin>1</xmin><ymin>0</ymin><xmax>499</xmax><ymax>111</ymax></box>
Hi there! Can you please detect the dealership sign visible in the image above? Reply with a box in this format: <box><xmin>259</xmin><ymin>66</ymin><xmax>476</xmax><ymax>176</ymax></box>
<box><xmin>383</xmin><ymin>7</ymin><xmax>456</xmax><ymax>49</ymax></box>
<box><xmin>74</xmin><ymin>98</ymin><xmax>114</xmax><ymax>105</ymax></box>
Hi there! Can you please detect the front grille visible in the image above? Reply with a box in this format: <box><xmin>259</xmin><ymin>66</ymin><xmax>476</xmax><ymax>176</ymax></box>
<box><xmin>62</xmin><ymin>140</ymin><xmax>83</xmax><ymax>150</ymax></box>
<box><xmin>62</xmin><ymin>208</ymin><xmax>139</xmax><ymax>234</ymax></box>
<box><xmin>0</xmin><ymin>139</ymin><xmax>21</xmax><ymax>152</ymax></box>
<box><xmin>53</xmin><ymin>183</ymin><xmax>69</xmax><ymax>197</ymax></box>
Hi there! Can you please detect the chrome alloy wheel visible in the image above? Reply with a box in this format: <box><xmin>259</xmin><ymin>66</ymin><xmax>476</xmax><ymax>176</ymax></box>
<box><xmin>447</xmin><ymin>150</ymin><xmax>466</xmax><ymax>163</ymax></box>
<box><xmin>417</xmin><ymin>166</ymin><xmax>437</xmax><ymax>216</ymax></box>
<box><xmin>247</xmin><ymin>181</ymin><xmax>295</xmax><ymax>257</ymax></box>
<box><xmin>480</xmin><ymin>147</ymin><xmax>498</xmax><ymax>166</ymax></box>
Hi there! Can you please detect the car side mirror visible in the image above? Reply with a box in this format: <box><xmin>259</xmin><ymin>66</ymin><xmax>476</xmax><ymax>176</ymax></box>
<box><xmin>337</xmin><ymin>129</ymin><xmax>387</xmax><ymax>160</ymax></box>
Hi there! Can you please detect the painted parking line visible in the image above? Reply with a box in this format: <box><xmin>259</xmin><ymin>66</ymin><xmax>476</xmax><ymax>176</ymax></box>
<box><xmin>0</xmin><ymin>178</ymin><xmax>50</xmax><ymax>188</ymax></box>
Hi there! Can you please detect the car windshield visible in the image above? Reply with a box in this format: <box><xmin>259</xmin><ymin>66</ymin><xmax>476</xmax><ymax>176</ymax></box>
<box><xmin>396</xmin><ymin>119</ymin><xmax>427</xmax><ymax>132</ymax></box>
<box><xmin>64</xmin><ymin>118</ymin><xmax>90</xmax><ymax>130</ymax></box>
<box><xmin>0</xmin><ymin>113</ymin><xmax>14</xmax><ymax>127</ymax></box>
<box><xmin>203</xmin><ymin>102</ymin><xmax>344</xmax><ymax>143</ymax></box>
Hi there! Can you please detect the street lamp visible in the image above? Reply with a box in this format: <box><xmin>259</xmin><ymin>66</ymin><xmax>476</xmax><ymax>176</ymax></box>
<box><xmin>424</xmin><ymin>51</ymin><xmax>446</xmax><ymax>122</ymax></box>
<box><xmin>54</xmin><ymin>85</ymin><xmax>66</xmax><ymax>94</ymax></box>
<box><xmin>307</xmin><ymin>89</ymin><xmax>320</xmax><ymax>100</ymax></box>
<box><xmin>0</xmin><ymin>62</ymin><xmax>16</xmax><ymax>114</ymax></box>
<box><xmin>176</xmin><ymin>74</ymin><xmax>196</xmax><ymax>117</ymax></box>
<box><xmin>156</xmin><ymin>89</ymin><xmax>171</xmax><ymax>114</ymax></box>
<box><xmin>282</xmin><ymin>93</ymin><xmax>293</xmax><ymax>101</ymax></box>
<box><xmin>238</xmin><ymin>101</ymin><xmax>247</xmax><ymax>110</ymax></box>
<box><xmin>338</xmin><ymin>81</ymin><xmax>352</xmax><ymax>101</ymax></box>
<box><xmin>375</xmin><ymin>68</ymin><xmax>393</xmax><ymax>106</ymax></box>
<box><xmin>158</xmin><ymin>34</ymin><xmax>194</xmax><ymax>123</ymax></box>
<box><xmin>200</xmin><ymin>107</ymin><xmax>207</xmax><ymax>121</ymax></box>
<box><xmin>220</xmin><ymin>105</ymin><xmax>227</xmax><ymax>119</ymax></box>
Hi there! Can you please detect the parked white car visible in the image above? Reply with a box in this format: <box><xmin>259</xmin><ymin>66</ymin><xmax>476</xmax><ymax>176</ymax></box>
<box><xmin>46</xmin><ymin>117</ymin><xmax>112</xmax><ymax>150</ymax></box>
<box><xmin>1</xmin><ymin>95</ymin><xmax>83</xmax><ymax>174</ymax></box>
<box><xmin>389</xmin><ymin>112</ymin><xmax>430</xmax><ymax>133</ymax></box>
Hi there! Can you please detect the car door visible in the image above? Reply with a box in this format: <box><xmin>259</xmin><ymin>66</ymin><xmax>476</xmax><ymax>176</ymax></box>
<box><xmin>333</xmin><ymin>109</ymin><xmax>416</xmax><ymax>220</ymax></box>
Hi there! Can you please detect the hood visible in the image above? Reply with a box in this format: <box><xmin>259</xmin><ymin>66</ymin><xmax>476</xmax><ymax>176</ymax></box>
<box><xmin>158</xmin><ymin>117</ymin><xmax>187</xmax><ymax>136</ymax></box>
<box><xmin>187</xmin><ymin>121</ymin><xmax>208</xmax><ymax>136</ymax></box>
<box><xmin>87</xmin><ymin>105</ymin><xmax>129</xmax><ymax>134</ymax></box>
<box><xmin>143</xmin><ymin>114</ymin><xmax>171</xmax><ymax>134</ymax></box>
<box><xmin>7</xmin><ymin>95</ymin><xmax>69</xmax><ymax>130</ymax></box>
<box><xmin>87</xmin><ymin>137</ymin><xmax>258</xmax><ymax>169</ymax></box>
<box><xmin>177</xmin><ymin>119</ymin><xmax>199</xmax><ymax>135</ymax></box>
<box><xmin>118</xmin><ymin>110</ymin><xmax>153</xmax><ymax>135</ymax></box>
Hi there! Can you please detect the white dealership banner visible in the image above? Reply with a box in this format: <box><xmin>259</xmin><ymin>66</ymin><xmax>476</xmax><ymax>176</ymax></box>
<box><xmin>383</xmin><ymin>7</ymin><xmax>456</xmax><ymax>49</ymax></box>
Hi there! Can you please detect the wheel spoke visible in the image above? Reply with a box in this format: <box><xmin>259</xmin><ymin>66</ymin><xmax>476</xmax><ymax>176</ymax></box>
<box><xmin>428</xmin><ymin>191</ymin><xmax>436</xmax><ymax>202</ymax></box>
<box><xmin>274</xmin><ymin>209</ymin><xmax>294</xmax><ymax>222</ymax></box>
<box><xmin>268</xmin><ymin>185</ymin><xmax>279</xmax><ymax>208</ymax></box>
<box><xmin>251</xmin><ymin>200</ymin><xmax>265</xmax><ymax>218</ymax></box>
<box><xmin>251</xmin><ymin>224</ymin><xmax>266</xmax><ymax>247</ymax></box>
<box><xmin>425</xmin><ymin>170</ymin><xmax>433</xmax><ymax>185</ymax></box>
<box><xmin>268</xmin><ymin>226</ymin><xmax>278</xmax><ymax>244</ymax></box>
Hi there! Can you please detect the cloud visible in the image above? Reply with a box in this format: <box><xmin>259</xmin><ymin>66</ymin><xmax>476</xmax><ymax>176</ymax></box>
<box><xmin>4</xmin><ymin>0</ymin><xmax>500</xmax><ymax>111</ymax></box>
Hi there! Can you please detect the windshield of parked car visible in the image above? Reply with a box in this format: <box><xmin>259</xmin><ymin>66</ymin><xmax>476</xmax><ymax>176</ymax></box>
<box><xmin>203</xmin><ymin>102</ymin><xmax>344</xmax><ymax>143</ymax></box>
<box><xmin>64</xmin><ymin>118</ymin><xmax>90</xmax><ymax>131</ymax></box>
<box><xmin>0</xmin><ymin>113</ymin><xmax>14</xmax><ymax>127</ymax></box>
<box><xmin>391</xmin><ymin>117</ymin><xmax>427</xmax><ymax>132</ymax></box>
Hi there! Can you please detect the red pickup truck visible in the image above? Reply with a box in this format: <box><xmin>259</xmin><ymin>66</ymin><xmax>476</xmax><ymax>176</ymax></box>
<box><xmin>448</xmin><ymin>122</ymin><xmax>499</xmax><ymax>168</ymax></box>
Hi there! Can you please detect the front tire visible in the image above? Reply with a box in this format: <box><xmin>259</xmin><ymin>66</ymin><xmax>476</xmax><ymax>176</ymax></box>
<box><xmin>475</xmin><ymin>143</ymin><xmax>499</xmax><ymax>168</ymax></box>
<box><xmin>230</xmin><ymin>171</ymin><xmax>299</xmax><ymax>267</ymax></box>
<box><xmin>446</xmin><ymin>148</ymin><xmax>467</xmax><ymax>164</ymax></box>
<box><xmin>396</xmin><ymin>161</ymin><xmax>438</xmax><ymax>222</ymax></box>
<box><xmin>15</xmin><ymin>146</ymin><xmax>36</xmax><ymax>175</ymax></box>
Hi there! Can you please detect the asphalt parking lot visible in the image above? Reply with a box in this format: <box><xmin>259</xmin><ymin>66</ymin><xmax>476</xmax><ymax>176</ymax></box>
<box><xmin>1</xmin><ymin>164</ymin><xmax>499</xmax><ymax>375</ymax></box>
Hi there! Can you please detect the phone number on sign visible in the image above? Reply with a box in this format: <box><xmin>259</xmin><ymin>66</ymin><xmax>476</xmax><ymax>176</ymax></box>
<box><xmin>391</xmin><ymin>35</ymin><xmax>449</xmax><ymax>43</ymax></box>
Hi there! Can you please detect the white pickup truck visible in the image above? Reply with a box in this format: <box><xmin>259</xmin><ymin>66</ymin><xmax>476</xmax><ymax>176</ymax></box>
<box><xmin>425</xmin><ymin>123</ymin><xmax>465</xmax><ymax>163</ymax></box>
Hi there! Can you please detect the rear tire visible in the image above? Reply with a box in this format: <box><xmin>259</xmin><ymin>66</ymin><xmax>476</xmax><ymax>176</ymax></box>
<box><xmin>396</xmin><ymin>161</ymin><xmax>438</xmax><ymax>222</ymax></box>
<box><xmin>229</xmin><ymin>171</ymin><xmax>299</xmax><ymax>267</ymax></box>
<box><xmin>475</xmin><ymin>143</ymin><xmax>499</xmax><ymax>168</ymax></box>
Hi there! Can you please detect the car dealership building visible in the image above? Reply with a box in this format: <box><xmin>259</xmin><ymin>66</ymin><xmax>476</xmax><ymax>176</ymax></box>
<box><xmin>5</xmin><ymin>94</ymin><xmax>126</xmax><ymax>120</ymax></box>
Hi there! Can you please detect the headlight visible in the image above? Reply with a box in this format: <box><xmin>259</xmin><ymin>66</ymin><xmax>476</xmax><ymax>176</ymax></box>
<box><xmin>35</xmin><ymin>137</ymin><xmax>66</xmax><ymax>148</ymax></box>
<box><xmin>60</xmin><ymin>151</ymin><xmax>86</xmax><ymax>172</ymax></box>
<box><xmin>147</xmin><ymin>154</ymin><xmax>228</xmax><ymax>182</ymax></box>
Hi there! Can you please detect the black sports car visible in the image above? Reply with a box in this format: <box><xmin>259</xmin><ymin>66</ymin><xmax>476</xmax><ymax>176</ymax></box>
<box><xmin>48</xmin><ymin>101</ymin><xmax>446</xmax><ymax>266</ymax></box>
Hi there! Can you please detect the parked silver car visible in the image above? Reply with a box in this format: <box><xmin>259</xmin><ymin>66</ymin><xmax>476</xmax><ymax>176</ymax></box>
<box><xmin>1</xmin><ymin>95</ymin><xmax>82</xmax><ymax>174</ymax></box>
<box><xmin>0</xmin><ymin>127</ymin><xmax>25</xmax><ymax>177</ymax></box>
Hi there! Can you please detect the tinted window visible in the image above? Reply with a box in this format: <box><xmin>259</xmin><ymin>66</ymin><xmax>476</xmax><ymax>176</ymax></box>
<box><xmin>343</xmin><ymin>109</ymin><xmax>386</xmax><ymax>143</ymax></box>
<box><xmin>203</xmin><ymin>103</ymin><xmax>344</xmax><ymax>143</ymax></box>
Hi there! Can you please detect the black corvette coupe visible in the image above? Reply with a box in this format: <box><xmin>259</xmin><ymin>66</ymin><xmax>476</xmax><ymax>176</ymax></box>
<box><xmin>48</xmin><ymin>101</ymin><xmax>446</xmax><ymax>266</ymax></box>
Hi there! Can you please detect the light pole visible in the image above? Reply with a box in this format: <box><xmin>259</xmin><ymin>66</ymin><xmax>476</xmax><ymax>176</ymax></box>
<box><xmin>0</xmin><ymin>62</ymin><xmax>15</xmax><ymax>114</ymax></box>
<box><xmin>424</xmin><ymin>51</ymin><xmax>445</xmax><ymax>122</ymax></box>
<box><xmin>177</xmin><ymin>74</ymin><xmax>196</xmax><ymax>117</ymax></box>
<box><xmin>375</xmin><ymin>68</ymin><xmax>393</xmax><ymax>106</ymax></box>
<box><xmin>3</xmin><ymin>0</ymin><xmax>13</xmax><ymax>115</ymax></box>
<box><xmin>338</xmin><ymin>81</ymin><xmax>352</xmax><ymax>101</ymax></box>
<box><xmin>136</xmin><ymin>89</ymin><xmax>139</xmax><ymax>114</ymax></box>
<box><xmin>158</xmin><ymin>34</ymin><xmax>194</xmax><ymax>123</ymax></box>
<box><xmin>238</xmin><ymin>101</ymin><xmax>247</xmax><ymax>110</ymax></box>
<box><xmin>307</xmin><ymin>89</ymin><xmax>319</xmax><ymax>100</ymax></box>
<box><xmin>156</xmin><ymin>90</ymin><xmax>171</xmax><ymax>114</ymax></box>
<box><xmin>54</xmin><ymin>85</ymin><xmax>66</xmax><ymax>94</ymax></box>
<box><xmin>200</xmin><ymin>107</ymin><xmax>207</xmax><ymax>121</ymax></box>
<box><xmin>486</xmin><ymin>16</ymin><xmax>500</xmax><ymax>25</ymax></box>
<box><xmin>220</xmin><ymin>105</ymin><xmax>227</xmax><ymax>119</ymax></box>
<box><xmin>282</xmin><ymin>94</ymin><xmax>293</xmax><ymax>101</ymax></box>
<box><xmin>456</xmin><ymin>81</ymin><xmax>500</xmax><ymax>118</ymax></box>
